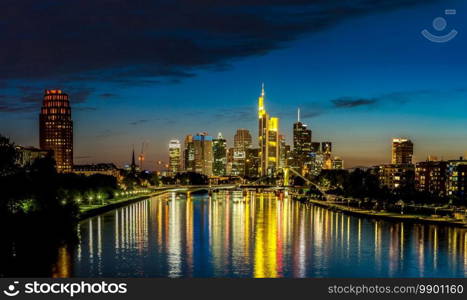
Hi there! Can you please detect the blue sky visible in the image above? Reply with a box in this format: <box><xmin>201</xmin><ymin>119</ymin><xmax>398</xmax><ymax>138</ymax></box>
<box><xmin>0</xmin><ymin>0</ymin><xmax>466</xmax><ymax>168</ymax></box>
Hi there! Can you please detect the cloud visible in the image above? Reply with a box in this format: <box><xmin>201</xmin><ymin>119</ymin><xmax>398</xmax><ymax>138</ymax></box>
<box><xmin>0</xmin><ymin>86</ymin><xmax>95</xmax><ymax>113</ymax></box>
<box><xmin>74</xmin><ymin>106</ymin><xmax>97</xmax><ymax>112</ymax></box>
<box><xmin>99</xmin><ymin>93</ymin><xmax>118</xmax><ymax>99</ymax></box>
<box><xmin>331</xmin><ymin>97</ymin><xmax>378</xmax><ymax>108</ymax></box>
<box><xmin>0</xmin><ymin>0</ymin><xmax>437</xmax><ymax>86</ymax></box>
<box><xmin>129</xmin><ymin>119</ymin><xmax>149</xmax><ymax>126</ymax></box>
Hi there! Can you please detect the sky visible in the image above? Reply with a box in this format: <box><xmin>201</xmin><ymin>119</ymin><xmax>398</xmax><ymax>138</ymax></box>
<box><xmin>1</xmin><ymin>0</ymin><xmax>466</xmax><ymax>169</ymax></box>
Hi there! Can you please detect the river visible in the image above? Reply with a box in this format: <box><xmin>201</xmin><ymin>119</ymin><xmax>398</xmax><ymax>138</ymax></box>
<box><xmin>52</xmin><ymin>190</ymin><xmax>467</xmax><ymax>277</ymax></box>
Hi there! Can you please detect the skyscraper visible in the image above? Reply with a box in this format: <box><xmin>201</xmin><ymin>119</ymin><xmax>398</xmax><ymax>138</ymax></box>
<box><xmin>279</xmin><ymin>134</ymin><xmax>288</xmax><ymax>169</ymax></box>
<box><xmin>183</xmin><ymin>135</ymin><xmax>195</xmax><ymax>171</ymax></box>
<box><xmin>233</xmin><ymin>128</ymin><xmax>252</xmax><ymax>176</ymax></box>
<box><xmin>391</xmin><ymin>138</ymin><xmax>414</xmax><ymax>164</ymax></box>
<box><xmin>246</xmin><ymin>148</ymin><xmax>260</xmax><ymax>177</ymax></box>
<box><xmin>193</xmin><ymin>132</ymin><xmax>213</xmax><ymax>176</ymax></box>
<box><xmin>321</xmin><ymin>141</ymin><xmax>333</xmax><ymax>170</ymax></box>
<box><xmin>293</xmin><ymin>108</ymin><xmax>312</xmax><ymax>172</ymax></box>
<box><xmin>258</xmin><ymin>84</ymin><xmax>280</xmax><ymax>176</ymax></box>
<box><xmin>213</xmin><ymin>132</ymin><xmax>227</xmax><ymax>176</ymax></box>
<box><xmin>39</xmin><ymin>89</ymin><xmax>73</xmax><ymax>172</ymax></box>
<box><xmin>168</xmin><ymin>139</ymin><xmax>181</xmax><ymax>175</ymax></box>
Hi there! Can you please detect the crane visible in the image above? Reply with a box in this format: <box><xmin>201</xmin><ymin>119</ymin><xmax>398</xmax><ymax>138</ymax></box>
<box><xmin>138</xmin><ymin>141</ymin><xmax>148</xmax><ymax>171</ymax></box>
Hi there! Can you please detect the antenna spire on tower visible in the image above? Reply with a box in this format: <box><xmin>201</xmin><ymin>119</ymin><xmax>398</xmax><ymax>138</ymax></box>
<box><xmin>261</xmin><ymin>82</ymin><xmax>265</xmax><ymax>97</ymax></box>
<box><xmin>297</xmin><ymin>107</ymin><xmax>300</xmax><ymax>122</ymax></box>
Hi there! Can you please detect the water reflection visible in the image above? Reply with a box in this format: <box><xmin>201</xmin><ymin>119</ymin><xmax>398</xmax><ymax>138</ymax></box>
<box><xmin>61</xmin><ymin>191</ymin><xmax>467</xmax><ymax>277</ymax></box>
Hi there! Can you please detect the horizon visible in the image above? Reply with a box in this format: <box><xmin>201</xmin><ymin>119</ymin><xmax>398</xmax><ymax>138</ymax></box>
<box><xmin>1</xmin><ymin>0</ymin><xmax>466</xmax><ymax>169</ymax></box>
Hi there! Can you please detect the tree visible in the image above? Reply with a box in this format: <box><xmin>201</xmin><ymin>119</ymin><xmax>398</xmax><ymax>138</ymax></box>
<box><xmin>0</xmin><ymin>135</ymin><xmax>19</xmax><ymax>176</ymax></box>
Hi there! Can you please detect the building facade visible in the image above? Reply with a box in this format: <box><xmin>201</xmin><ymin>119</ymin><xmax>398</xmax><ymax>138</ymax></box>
<box><xmin>193</xmin><ymin>132</ymin><xmax>213</xmax><ymax>176</ymax></box>
<box><xmin>168</xmin><ymin>139</ymin><xmax>181</xmax><ymax>175</ymax></box>
<box><xmin>378</xmin><ymin>164</ymin><xmax>414</xmax><ymax>190</ymax></box>
<box><xmin>332</xmin><ymin>157</ymin><xmax>344</xmax><ymax>170</ymax></box>
<box><xmin>321</xmin><ymin>141</ymin><xmax>333</xmax><ymax>170</ymax></box>
<box><xmin>258</xmin><ymin>84</ymin><xmax>280</xmax><ymax>176</ymax></box>
<box><xmin>183</xmin><ymin>135</ymin><xmax>195</xmax><ymax>172</ymax></box>
<box><xmin>246</xmin><ymin>148</ymin><xmax>260</xmax><ymax>177</ymax></box>
<box><xmin>415</xmin><ymin>160</ymin><xmax>448</xmax><ymax>197</ymax></box>
<box><xmin>15</xmin><ymin>146</ymin><xmax>51</xmax><ymax>167</ymax></box>
<box><xmin>447</xmin><ymin>158</ymin><xmax>467</xmax><ymax>201</ymax></box>
<box><xmin>391</xmin><ymin>138</ymin><xmax>414</xmax><ymax>164</ymax></box>
<box><xmin>213</xmin><ymin>132</ymin><xmax>227</xmax><ymax>176</ymax></box>
<box><xmin>292</xmin><ymin>109</ymin><xmax>313</xmax><ymax>174</ymax></box>
<box><xmin>39</xmin><ymin>89</ymin><xmax>73</xmax><ymax>172</ymax></box>
<box><xmin>232</xmin><ymin>129</ymin><xmax>252</xmax><ymax>176</ymax></box>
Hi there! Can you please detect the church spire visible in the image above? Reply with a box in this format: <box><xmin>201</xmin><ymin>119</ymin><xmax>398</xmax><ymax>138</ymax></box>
<box><xmin>131</xmin><ymin>146</ymin><xmax>136</xmax><ymax>172</ymax></box>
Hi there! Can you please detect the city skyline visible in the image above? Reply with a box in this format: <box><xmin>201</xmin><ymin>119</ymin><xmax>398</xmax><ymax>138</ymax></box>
<box><xmin>1</xmin><ymin>0</ymin><xmax>466</xmax><ymax>169</ymax></box>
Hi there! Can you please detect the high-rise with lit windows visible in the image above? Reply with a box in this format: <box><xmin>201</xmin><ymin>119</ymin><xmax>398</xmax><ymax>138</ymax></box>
<box><xmin>258</xmin><ymin>84</ymin><xmax>280</xmax><ymax>176</ymax></box>
<box><xmin>39</xmin><ymin>89</ymin><xmax>73</xmax><ymax>172</ymax></box>
<box><xmin>292</xmin><ymin>108</ymin><xmax>312</xmax><ymax>172</ymax></box>
<box><xmin>168</xmin><ymin>139</ymin><xmax>181</xmax><ymax>175</ymax></box>
<box><xmin>213</xmin><ymin>132</ymin><xmax>227</xmax><ymax>176</ymax></box>
<box><xmin>193</xmin><ymin>132</ymin><xmax>213</xmax><ymax>176</ymax></box>
<box><xmin>233</xmin><ymin>128</ymin><xmax>252</xmax><ymax>176</ymax></box>
<box><xmin>392</xmin><ymin>138</ymin><xmax>413</xmax><ymax>164</ymax></box>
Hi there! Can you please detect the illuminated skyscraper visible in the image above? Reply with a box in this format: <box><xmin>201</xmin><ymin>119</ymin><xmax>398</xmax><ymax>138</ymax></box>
<box><xmin>168</xmin><ymin>139</ymin><xmax>181</xmax><ymax>175</ymax></box>
<box><xmin>292</xmin><ymin>108</ymin><xmax>312</xmax><ymax>173</ymax></box>
<box><xmin>258</xmin><ymin>84</ymin><xmax>280</xmax><ymax>176</ymax></box>
<box><xmin>183</xmin><ymin>135</ymin><xmax>195</xmax><ymax>171</ymax></box>
<box><xmin>332</xmin><ymin>157</ymin><xmax>344</xmax><ymax>170</ymax></box>
<box><xmin>193</xmin><ymin>132</ymin><xmax>213</xmax><ymax>176</ymax></box>
<box><xmin>39</xmin><ymin>89</ymin><xmax>73</xmax><ymax>172</ymax></box>
<box><xmin>246</xmin><ymin>148</ymin><xmax>260</xmax><ymax>177</ymax></box>
<box><xmin>233</xmin><ymin>128</ymin><xmax>252</xmax><ymax>176</ymax></box>
<box><xmin>321</xmin><ymin>141</ymin><xmax>333</xmax><ymax>170</ymax></box>
<box><xmin>391</xmin><ymin>138</ymin><xmax>414</xmax><ymax>164</ymax></box>
<box><xmin>213</xmin><ymin>132</ymin><xmax>227</xmax><ymax>176</ymax></box>
<box><xmin>279</xmin><ymin>134</ymin><xmax>288</xmax><ymax>168</ymax></box>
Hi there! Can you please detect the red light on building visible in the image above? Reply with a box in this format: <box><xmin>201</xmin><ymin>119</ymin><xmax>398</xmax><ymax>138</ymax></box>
<box><xmin>39</xmin><ymin>89</ymin><xmax>73</xmax><ymax>172</ymax></box>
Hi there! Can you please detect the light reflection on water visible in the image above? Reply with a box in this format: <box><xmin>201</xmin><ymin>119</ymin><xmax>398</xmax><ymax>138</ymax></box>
<box><xmin>56</xmin><ymin>191</ymin><xmax>467</xmax><ymax>277</ymax></box>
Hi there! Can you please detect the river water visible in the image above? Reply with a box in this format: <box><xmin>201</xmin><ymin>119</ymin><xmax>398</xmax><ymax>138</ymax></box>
<box><xmin>57</xmin><ymin>190</ymin><xmax>467</xmax><ymax>277</ymax></box>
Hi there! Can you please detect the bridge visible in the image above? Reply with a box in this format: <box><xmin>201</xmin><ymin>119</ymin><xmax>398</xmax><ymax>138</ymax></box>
<box><xmin>152</xmin><ymin>168</ymin><xmax>330</xmax><ymax>200</ymax></box>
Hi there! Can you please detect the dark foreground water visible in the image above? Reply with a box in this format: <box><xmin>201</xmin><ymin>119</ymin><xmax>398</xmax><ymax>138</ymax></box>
<box><xmin>57</xmin><ymin>191</ymin><xmax>467</xmax><ymax>277</ymax></box>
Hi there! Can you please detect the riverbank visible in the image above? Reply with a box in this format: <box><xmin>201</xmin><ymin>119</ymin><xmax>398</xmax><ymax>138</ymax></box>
<box><xmin>79</xmin><ymin>189</ymin><xmax>170</xmax><ymax>220</ymax></box>
<box><xmin>308</xmin><ymin>198</ymin><xmax>467</xmax><ymax>228</ymax></box>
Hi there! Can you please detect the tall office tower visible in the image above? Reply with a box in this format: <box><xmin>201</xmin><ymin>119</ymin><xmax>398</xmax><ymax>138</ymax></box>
<box><xmin>183</xmin><ymin>135</ymin><xmax>195</xmax><ymax>171</ymax></box>
<box><xmin>279</xmin><ymin>134</ymin><xmax>288</xmax><ymax>168</ymax></box>
<box><xmin>246</xmin><ymin>148</ymin><xmax>260</xmax><ymax>177</ymax></box>
<box><xmin>193</xmin><ymin>132</ymin><xmax>213</xmax><ymax>176</ymax></box>
<box><xmin>39</xmin><ymin>89</ymin><xmax>73</xmax><ymax>172</ymax></box>
<box><xmin>226</xmin><ymin>147</ymin><xmax>234</xmax><ymax>175</ymax></box>
<box><xmin>311</xmin><ymin>142</ymin><xmax>321</xmax><ymax>153</ymax></box>
<box><xmin>391</xmin><ymin>138</ymin><xmax>414</xmax><ymax>164</ymax></box>
<box><xmin>258</xmin><ymin>84</ymin><xmax>280</xmax><ymax>176</ymax></box>
<box><xmin>321</xmin><ymin>141</ymin><xmax>332</xmax><ymax>170</ymax></box>
<box><xmin>213</xmin><ymin>132</ymin><xmax>227</xmax><ymax>176</ymax></box>
<box><xmin>168</xmin><ymin>139</ymin><xmax>181</xmax><ymax>175</ymax></box>
<box><xmin>293</xmin><ymin>108</ymin><xmax>312</xmax><ymax>152</ymax></box>
<box><xmin>293</xmin><ymin>108</ymin><xmax>312</xmax><ymax>172</ymax></box>
<box><xmin>233</xmin><ymin>128</ymin><xmax>252</xmax><ymax>176</ymax></box>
